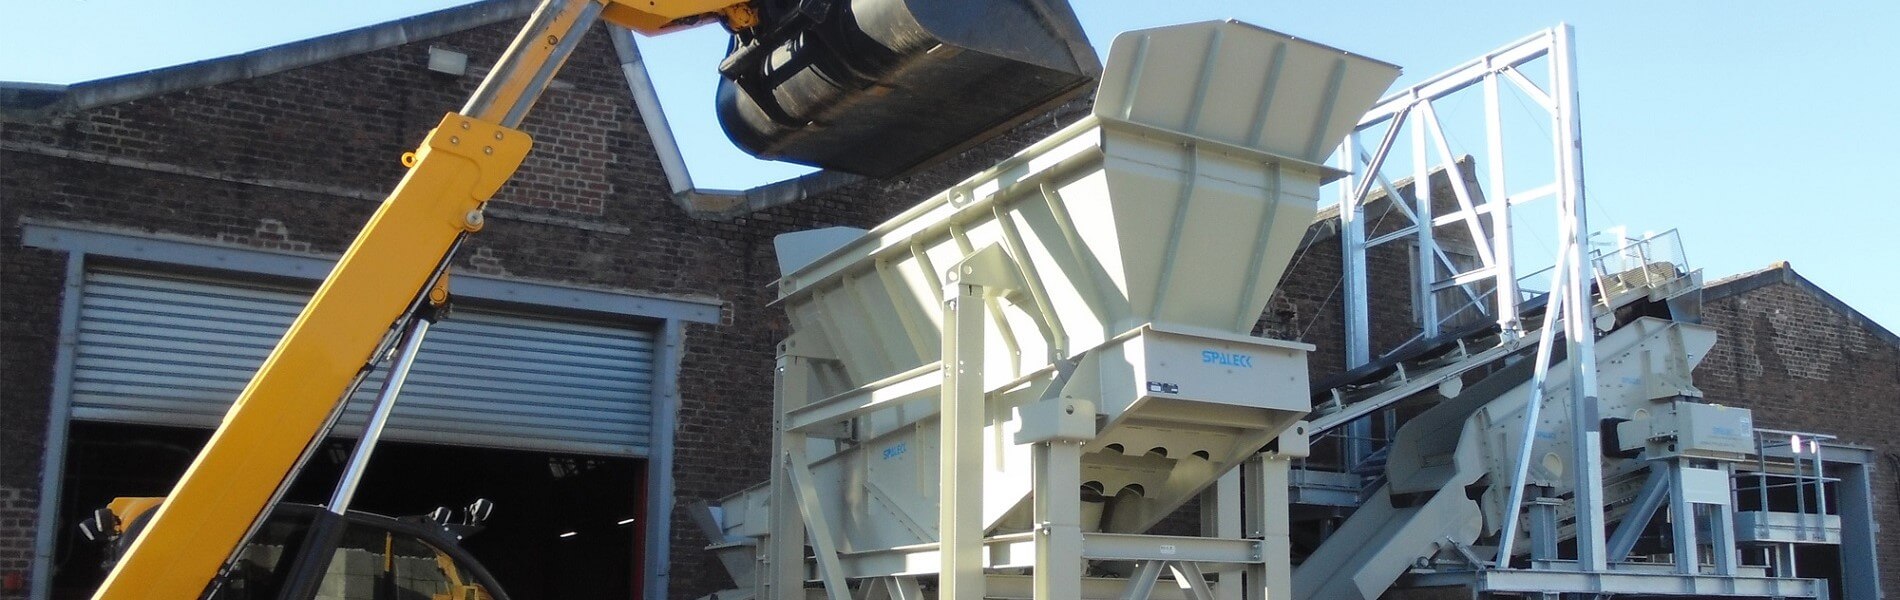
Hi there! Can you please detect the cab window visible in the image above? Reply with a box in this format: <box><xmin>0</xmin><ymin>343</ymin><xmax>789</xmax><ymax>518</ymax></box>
<box><xmin>314</xmin><ymin>521</ymin><xmax>494</xmax><ymax>600</ymax></box>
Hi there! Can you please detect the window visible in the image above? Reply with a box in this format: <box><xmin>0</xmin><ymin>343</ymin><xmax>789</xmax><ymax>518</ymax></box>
<box><xmin>207</xmin><ymin>511</ymin><xmax>495</xmax><ymax>600</ymax></box>
<box><xmin>314</xmin><ymin>521</ymin><xmax>494</xmax><ymax>600</ymax></box>
<box><xmin>205</xmin><ymin>510</ymin><xmax>315</xmax><ymax>600</ymax></box>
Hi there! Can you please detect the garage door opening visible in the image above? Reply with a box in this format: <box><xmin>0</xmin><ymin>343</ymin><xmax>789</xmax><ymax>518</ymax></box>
<box><xmin>51</xmin><ymin>421</ymin><xmax>646</xmax><ymax>600</ymax></box>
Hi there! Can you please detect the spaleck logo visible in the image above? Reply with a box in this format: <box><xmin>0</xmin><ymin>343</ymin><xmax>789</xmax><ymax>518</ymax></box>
<box><xmin>1201</xmin><ymin>350</ymin><xmax>1254</xmax><ymax>368</ymax></box>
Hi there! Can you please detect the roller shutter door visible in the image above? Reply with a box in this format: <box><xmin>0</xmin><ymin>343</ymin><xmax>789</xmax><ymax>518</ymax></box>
<box><xmin>68</xmin><ymin>267</ymin><xmax>655</xmax><ymax>457</ymax></box>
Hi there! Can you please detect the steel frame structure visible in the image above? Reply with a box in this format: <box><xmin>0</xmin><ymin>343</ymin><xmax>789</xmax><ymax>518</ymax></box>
<box><xmin>762</xmin><ymin>255</ymin><xmax>1314</xmax><ymax>600</ymax></box>
<box><xmin>1336</xmin><ymin>26</ymin><xmax>1585</xmax><ymax>461</ymax></box>
<box><xmin>1323</xmin><ymin>23</ymin><xmax>1878</xmax><ymax>600</ymax></box>
<box><xmin>1335</xmin><ymin>22</ymin><xmax>1612</xmax><ymax>576</ymax></box>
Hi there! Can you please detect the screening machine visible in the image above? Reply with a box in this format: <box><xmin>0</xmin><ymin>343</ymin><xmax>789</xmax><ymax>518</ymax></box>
<box><xmin>695</xmin><ymin>20</ymin><xmax>1400</xmax><ymax>600</ymax></box>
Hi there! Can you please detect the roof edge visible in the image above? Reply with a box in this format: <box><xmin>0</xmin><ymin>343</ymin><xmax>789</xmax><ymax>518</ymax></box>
<box><xmin>1705</xmin><ymin>262</ymin><xmax>1900</xmax><ymax>351</ymax></box>
<box><xmin>1</xmin><ymin>0</ymin><xmax>535</xmax><ymax>122</ymax></box>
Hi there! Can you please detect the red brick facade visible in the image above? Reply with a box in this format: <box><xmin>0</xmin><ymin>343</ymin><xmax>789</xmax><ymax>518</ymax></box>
<box><xmin>3</xmin><ymin>6</ymin><xmax>1893</xmax><ymax>600</ymax></box>
<box><xmin>0</xmin><ymin>10</ymin><xmax>1074</xmax><ymax>599</ymax></box>
<box><xmin>1697</xmin><ymin>265</ymin><xmax>1900</xmax><ymax>593</ymax></box>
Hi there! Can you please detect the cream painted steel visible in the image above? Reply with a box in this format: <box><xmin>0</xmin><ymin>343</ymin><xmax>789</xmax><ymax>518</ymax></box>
<box><xmin>707</xmin><ymin>20</ymin><xmax>1401</xmax><ymax>600</ymax></box>
<box><xmin>939</xmin><ymin>274</ymin><xmax>988</xmax><ymax>600</ymax></box>
<box><xmin>1292</xmin><ymin>317</ymin><xmax>1719</xmax><ymax>600</ymax></box>
<box><xmin>774</xmin><ymin>20</ymin><xmax>1401</xmax><ymax>389</ymax></box>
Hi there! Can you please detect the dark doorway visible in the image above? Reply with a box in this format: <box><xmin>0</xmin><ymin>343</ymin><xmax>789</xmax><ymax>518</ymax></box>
<box><xmin>51</xmin><ymin>421</ymin><xmax>645</xmax><ymax>600</ymax></box>
<box><xmin>1794</xmin><ymin>544</ymin><xmax>1843</xmax><ymax>600</ymax></box>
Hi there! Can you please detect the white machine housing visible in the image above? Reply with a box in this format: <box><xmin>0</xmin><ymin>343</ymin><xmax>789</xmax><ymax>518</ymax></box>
<box><xmin>703</xmin><ymin>19</ymin><xmax>1401</xmax><ymax>600</ymax></box>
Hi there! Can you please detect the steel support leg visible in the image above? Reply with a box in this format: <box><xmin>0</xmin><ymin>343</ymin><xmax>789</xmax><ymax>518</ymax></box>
<box><xmin>1242</xmin><ymin>455</ymin><xmax>1292</xmax><ymax>600</ymax></box>
<box><xmin>1553</xmin><ymin>23</ymin><xmax>1608</xmax><ymax>574</ymax></box>
<box><xmin>1204</xmin><ymin>470</ymin><xmax>1242</xmax><ymax>600</ymax></box>
<box><xmin>768</xmin><ymin>349</ymin><xmax>814</xmax><ymax>600</ymax></box>
<box><xmin>941</xmin><ymin>279</ymin><xmax>987</xmax><ymax>600</ymax></box>
<box><xmin>1667</xmin><ymin>461</ymin><xmax>1700</xmax><ymax>575</ymax></box>
<box><xmin>1772</xmin><ymin>544</ymin><xmax>1797</xmax><ymax>578</ymax></box>
<box><xmin>1528</xmin><ymin>495</ymin><xmax>1560</xmax><ymax>563</ymax></box>
<box><xmin>1710</xmin><ymin>462</ymin><xmax>1739</xmax><ymax>576</ymax></box>
<box><xmin>1035</xmin><ymin>440</ymin><xmax>1084</xmax><ymax>600</ymax></box>
<box><xmin>1837</xmin><ymin>460</ymin><xmax>1882</xmax><ymax>600</ymax></box>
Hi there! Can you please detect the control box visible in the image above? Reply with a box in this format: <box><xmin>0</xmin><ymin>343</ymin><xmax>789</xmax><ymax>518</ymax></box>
<box><xmin>1616</xmin><ymin>400</ymin><xmax>1755</xmax><ymax>461</ymax></box>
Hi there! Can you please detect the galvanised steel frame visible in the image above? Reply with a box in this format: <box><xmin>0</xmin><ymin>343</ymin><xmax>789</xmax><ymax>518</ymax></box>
<box><xmin>1334</xmin><ymin>24</ymin><xmax>1611</xmax><ymax>571</ymax></box>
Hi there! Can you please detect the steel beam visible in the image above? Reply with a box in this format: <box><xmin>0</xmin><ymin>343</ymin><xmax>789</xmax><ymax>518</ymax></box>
<box><xmin>1837</xmin><ymin>460</ymin><xmax>1883</xmax><ymax>600</ymax></box>
<box><xmin>784</xmin><ymin>362</ymin><xmax>942</xmax><ymax>433</ymax></box>
<box><xmin>1034</xmin><ymin>440</ymin><xmax>1085</xmax><ymax>600</ymax></box>
<box><xmin>1357</xmin><ymin>29</ymin><xmax>1557</xmax><ymax>126</ymax></box>
<box><xmin>768</xmin><ymin>346</ymin><xmax>816</xmax><ymax>600</ymax></box>
<box><xmin>1081</xmin><ymin>534</ymin><xmax>1264</xmax><ymax>564</ymax></box>
<box><xmin>1121</xmin><ymin>560</ymin><xmax>1165</xmax><ymax>600</ymax></box>
<box><xmin>1606</xmin><ymin>466</ymin><xmax>1669</xmax><ymax>561</ymax></box>
<box><xmin>1243</xmin><ymin>455</ymin><xmax>1293</xmax><ymax>600</ymax></box>
<box><xmin>786</xmin><ymin>455</ymin><xmax>850</xmax><ymax>600</ymax></box>
<box><xmin>939</xmin><ymin>275</ymin><xmax>987</xmax><ymax>600</ymax></box>
<box><xmin>1483</xmin><ymin>70</ymin><xmax>1519</xmax><ymax>335</ymax></box>
<box><xmin>1494</xmin><ymin>240</ymin><xmax>1570</xmax><ymax>562</ymax></box>
<box><xmin>1552</xmin><ymin>24</ymin><xmax>1608</xmax><ymax>571</ymax></box>
<box><xmin>1203</xmin><ymin>470</ymin><xmax>1242</xmax><ymax>600</ymax></box>
<box><xmin>1405</xmin><ymin>567</ymin><xmax>1825</xmax><ymax>598</ymax></box>
<box><xmin>983</xmin><ymin>575</ymin><xmax>1193</xmax><ymax>600</ymax></box>
<box><xmin>1170</xmin><ymin>562</ymin><xmax>1216</xmax><ymax>600</ymax></box>
<box><xmin>1307</xmin><ymin>338</ymin><xmax>1520</xmax><ymax>435</ymax></box>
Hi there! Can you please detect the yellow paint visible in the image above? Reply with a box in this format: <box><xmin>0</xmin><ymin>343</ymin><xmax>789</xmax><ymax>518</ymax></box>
<box><xmin>717</xmin><ymin>4</ymin><xmax>759</xmax><ymax>31</ymax></box>
<box><xmin>103</xmin><ymin>497</ymin><xmax>164</xmax><ymax>531</ymax></box>
<box><xmin>429</xmin><ymin>270</ymin><xmax>454</xmax><ymax>307</ymax></box>
<box><xmin>91</xmin><ymin>113</ymin><xmax>531</xmax><ymax>600</ymax></box>
<box><xmin>601</xmin><ymin>0</ymin><xmax>755</xmax><ymax>34</ymax></box>
<box><xmin>91</xmin><ymin>3</ymin><xmax>757</xmax><ymax>596</ymax></box>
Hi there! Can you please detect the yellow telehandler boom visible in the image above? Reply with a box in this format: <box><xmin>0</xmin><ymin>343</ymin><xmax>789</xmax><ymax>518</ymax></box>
<box><xmin>90</xmin><ymin>1</ymin><xmax>1096</xmax><ymax>598</ymax></box>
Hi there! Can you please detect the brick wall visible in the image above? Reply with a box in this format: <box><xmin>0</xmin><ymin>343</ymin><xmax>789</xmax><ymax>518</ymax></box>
<box><xmin>8</xmin><ymin>8</ymin><xmax>1888</xmax><ymax>600</ymax></box>
<box><xmin>0</xmin><ymin>193</ymin><xmax>62</xmax><ymax>597</ymax></box>
<box><xmin>0</xmin><ymin>14</ymin><xmax>1081</xmax><ymax>599</ymax></box>
<box><xmin>0</xmin><ymin>486</ymin><xmax>35</xmax><ymax>600</ymax></box>
<box><xmin>1697</xmin><ymin>269</ymin><xmax>1900</xmax><ymax>593</ymax></box>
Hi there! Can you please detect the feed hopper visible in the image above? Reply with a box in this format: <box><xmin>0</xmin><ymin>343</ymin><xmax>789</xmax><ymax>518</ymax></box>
<box><xmin>705</xmin><ymin>20</ymin><xmax>1400</xmax><ymax>598</ymax></box>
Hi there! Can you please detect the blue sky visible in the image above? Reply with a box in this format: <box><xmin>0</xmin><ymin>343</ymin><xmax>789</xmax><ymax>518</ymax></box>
<box><xmin>3</xmin><ymin>1</ymin><xmax>1895</xmax><ymax>333</ymax></box>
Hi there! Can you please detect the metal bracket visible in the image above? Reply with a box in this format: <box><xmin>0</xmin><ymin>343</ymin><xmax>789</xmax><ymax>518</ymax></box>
<box><xmin>944</xmin><ymin>243</ymin><xmax>1026</xmax><ymax>295</ymax></box>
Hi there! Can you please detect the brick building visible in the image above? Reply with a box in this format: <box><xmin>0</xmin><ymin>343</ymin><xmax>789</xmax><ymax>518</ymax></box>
<box><xmin>0</xmin><ymin>3</ymin><xmax>1074</xmax><ymax>599</ymax></box>
<box><xmin>2</xmin><ymin>3</ymin><xmax>1894</xmax><ymax>600</ymax></box>
<box><xmin>1698</xmin><ymin>263</ymin><xmax>1900</xmax><ymax>593</ymax></box>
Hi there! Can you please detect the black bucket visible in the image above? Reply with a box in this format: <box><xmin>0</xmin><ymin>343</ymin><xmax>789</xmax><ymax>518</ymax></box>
<box><xmin>716</xmin><ymin>0</ymin><xmax>1100</xmax><ymax>178</ymax></box>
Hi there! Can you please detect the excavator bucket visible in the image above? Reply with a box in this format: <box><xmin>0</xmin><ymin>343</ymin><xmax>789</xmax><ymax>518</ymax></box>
<box><xmin>716</xmin><ymin>0</ymin><xmax>1100</xmax><ymax>178</ymax></box>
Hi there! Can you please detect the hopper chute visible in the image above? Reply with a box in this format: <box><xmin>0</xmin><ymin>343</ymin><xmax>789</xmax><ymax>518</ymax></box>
<box><xmin>710</xmin><ymin>20</ymin><xmax>1400</xmax><ymax>594</ymax></box>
